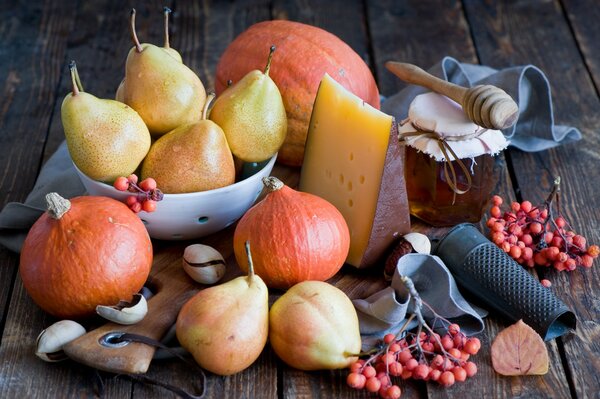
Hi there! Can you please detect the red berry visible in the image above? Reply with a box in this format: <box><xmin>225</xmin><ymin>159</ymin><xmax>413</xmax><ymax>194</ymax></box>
<box><xmin>554</xmin><ymin>261</ymin><xmax>566</xmax><ymax>271</ymax></box>
<box><xmin>453</xmin><ymin>334</ymin><xmax>466</xmax><ymax>348</ymax></box>
<box><xmin>552</xmin><ymin>236</ymin><xmax>564</xmax><ymax>248</ymax></box>
<box><xmin>565</xmin><ymin>258</ymin><xmax>577</xmax><ymax>271</ymax></box>
<box><xmin>389</xmin><ymin>362</ymin><xmax>403</xmax><ymax>376</ymax></box>
<box><xmin>492</xmin><ymin>195</ymin><xmax>503</xmax><ymax>206</ymax></box>
<box><xmin>529</xmin><ymin>222</ymin><xmax>543</xmax><ymax>235</ymax></box>
<box><xmin>522</xmin><ymin>247</ymin><xmax>533</xmax><ymax>261</ymax></box>
<box><xmin>492</xmin><ymin>222</ymin><xmax>505</xmax><ymax>233</ymax></box>
<box><xmin>383</xmin><ymin>333</ymin><xmax>395</xmax><ymax>344</ymax></box>
<box><xmin>429</xmin><ymin>369</ymin><xmax>442</xmax><ymax>382</ymax></box>
<box><xmin>544</xmin><ymin>232</ymin><xmax>554</xmax><ymax>244</ymax></box>
<box><xmin>540</xmin><ymin>209</ymin><xmax>548</xmax><ymax>219</ymax></box>
<box><xmin>501</xmin><ymin>242</ymin><xmax>511</xmax><ymax>253</ymax></box>
<box><xmin>541</xmin><ymin>279</ymin><xmax>552</xmax><ymax>288</ymax></box>
<box><xmin>139</xmin><ymin>178</ymin><xmax>157</xmax><ymax>191</ymax></box>
<box><xmin>534</xmin><ymin>252</ymin><xmax>547</xmax><ymax>266</ymax></box>
<box><xmin>412</xmin><ymin>364</ymin><xmax>430</xmax><ymax>380</ymax></box>
<box><xmin>127</xmin><ymin>174</ymin><xmax>139</xmax><ymax>184</ymax></box>
<box><xmin>398</xmin><ymin>350</ymin><xmax>412</xmax><ymax>364</ymax></box>
<box><xmin>431</xmin><ymin>354</ymin><xmax>444</xmax><ymax>369</ymax></box>
<box><xmin>350</xmin><ymin>361</ymin><xmax>362</xmax><ymax>374</ymax></box>
<box><xmin>439</xmin><ymin>371</ymin><xmax>455</xmax><ymax>387</ymax></box>
<box><xmin>380</xmin><ymin>352</ymin><xmax>396</xmax><ymax>366</ymax></box>
<box><xmin>490</xmin><ymin>206</ymin><xmax>501</xmax><ymax>218</ymax></box>
<box><xmin>377</xmin><ymin>372</ymin><xmax>391</xmax><ymax>387</ymax></box>
<box><xmin>386</xmin><ymin>385</ymin><xmax>402</xmax><ymax>399</ymax></box>
<box><xmin>141</xmin><ymin>199</ymin><xmax>157</xmax><ymax>213</ymax></box>
<box><xmin>520</xmin><ymin>201</ymin><xmax>532</xmax><ymax>213</ymax></box>
<box><xmin>389</xmin><ymin>343</ymin><xmax>401</xmax><ymax>353</ymax></box>
<box><xmin>555</xmin><ymin>217</ymin><xmax>566</xmax><ymax>228</ymax></box>
<box><xmin>511</xmin><ymin>202</ymin><xmax>520</xmax><ymax>212</ymax></box>
<box><xmin>362</xmin><ymin>365</ymin><xmax>376</xmax><ymax>378</ymax></box>
<box><xmin>588</xmin><ymin>245</ymin><xmax>600</xmax><ymax>258</ymax></box>
<box><xmin>452</xmin><ymin>366</ymin><xmax>467</xmax><ymax>382</ymax></box>
<box><xmin>441</xmin><ymin>335</ymin><xmax>454</xmax><ymax>350</ymax></box>
<box><xmin>404</xmin><ymin>358</ymin><xmax>419</xmax><ymax>371</ymax></box>
<box><xmin>573</xmin><ymin>235</ymin><xmax>586</xmax><ymax>248</ymax></box>
<box><xmin>464</xmin><ymin>361</ymin><xmax>478</xmax><ymax>377</ymax></box>
<box><xmin>557</xmin><ymin>252</ymin><xmax>569</xmax><ymax>263</ymax></box>
<box><xmin>463</xmin><ymin>337</ymin><xmax>481</xmax><ymax>355</ymax></box>
<box><xmin>448</xmin><ymin>348</ymin><xmax>462</xmax><ymax>359</ymax></box>
<box><xmin>521</xmin><ymin>234</ymin><xmax>533</xmax><ymax>246</ymax></box>
<box><xmin>129</xmin><ymin>201</ymin><xmax>142</xmax><ymax>213</ymax></box>
<box><xmin>113</xmin><ymin>176</ymin><xmax>130</xmax><ymax>191</ymax></box>
<box><xmin>448</xmin><ymin>323</ymin><xmax>460</xmax><ymax>335</ymax></box>
<box><xmin>365</xmin><ymin>376</ymin><xmax>381</xmax><ymax>393</ymax></box>
<box><xmin>509</xmin><ymin>246</ymin><xmax>522</xmax><ymax>259</ymax></box>
<box><xmin>545</xmin><ymin>247</ymin><xmax>560</xmax><ymax>261</ymax></box>
<box><xmin>581</xmin><ymin>255</ymin><xmax>594</xmax><ymax>268</ymax></box>
<box><xmin>492</xmin><ymin>232</ymin><xmax>506</xmax><ymax>245</ymax></box>
<box><xmin>125</xmin><ymin>195</ymin><xmax>139</xmax><ymax>206</ymax></box>
<box><xmin>346</xmin><ymin>372</ymin><xmax>366</xmax><ymax>389</ymax></box>
<box><xmin>421</xmin><ymin>341</ymin><xmax>434</xmax><ymax>352</ymax></box>
<box><xmin>487</xmin><ymin>217</ymin><xmax>497</xmax><ymax>228</ymax></box>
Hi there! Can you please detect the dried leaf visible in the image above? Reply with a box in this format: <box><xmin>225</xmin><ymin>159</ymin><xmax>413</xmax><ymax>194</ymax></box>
<box><xmin>491</xmin><ymin>319</ymin><xmax>549</xmax><ymax>376</ymax></box>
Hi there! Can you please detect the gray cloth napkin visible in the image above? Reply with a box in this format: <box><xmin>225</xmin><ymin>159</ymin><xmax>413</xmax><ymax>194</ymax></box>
<box><xmin>0</xmin><ymin>142</ymin><xmax>85</xmax><ymax>252</ymax></box>
<box><xmin>353</xmin><ymin>253</ymin><xmax>485</xmax><ymax>338</ymax></box>
<box><xmin>382</xmin><ymin>56</ymin><xmax>582</xmax><ymax>151</ymax></box>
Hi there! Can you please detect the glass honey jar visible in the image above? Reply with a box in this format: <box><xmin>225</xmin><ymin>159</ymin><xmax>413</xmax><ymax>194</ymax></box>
<box><xmin>399</xmin><ymin>92</ymin><xmax>508</xmax><ymax>227</ymax></box>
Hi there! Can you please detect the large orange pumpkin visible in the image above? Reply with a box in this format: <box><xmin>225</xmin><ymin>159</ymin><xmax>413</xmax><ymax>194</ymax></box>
<box><xmin>215</xmin><ymin>20</ymin><xmax>380</xmax><ymax>166</ymax></box>
<box><xmin>19</xmin><ymin>193</ymin><xmax>153</xmax><ymax>319</ymax></box>
<box><xmin>233</xmin><ymin>177</ymin><xmax>350</xmax><ymax>289</ymax></box>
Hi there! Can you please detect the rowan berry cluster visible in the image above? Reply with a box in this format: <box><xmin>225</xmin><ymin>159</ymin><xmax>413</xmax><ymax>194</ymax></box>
<box><xmin>113</xmin><ymin>174</ymin><xmax>163</xmax><ymax>213</ymax></box>
<box><xmin>486</xmin><ymin>178</ymin><xmax>598</xmax><ymax>272</ymax></box>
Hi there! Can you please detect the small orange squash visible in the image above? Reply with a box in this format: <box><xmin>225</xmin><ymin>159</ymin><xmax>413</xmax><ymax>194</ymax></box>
<box><xmin>233</xmin><ymin>177</ymin><xmax>350</xmax><ymax>289</ymax></box>
<box><xmin>215</xmin><ymin>20</ymin><xmax>380</xmax><ymax>166</ymax></box>
<box><xmin>19</xmin><ymin>193</ymin><xmax>153</xmax><ymax>319</ymax></box>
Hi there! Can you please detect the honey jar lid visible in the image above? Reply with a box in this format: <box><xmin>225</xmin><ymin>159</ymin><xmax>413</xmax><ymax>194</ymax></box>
<box><xmin>399</xmin><ymin>92</ymin><xmax>509</xmax><ymax>161</ymax></box>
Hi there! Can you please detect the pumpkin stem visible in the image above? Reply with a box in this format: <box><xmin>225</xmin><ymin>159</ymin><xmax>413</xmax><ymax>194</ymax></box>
<box><xmin>264</xmin><ymin>45</ymin><xmax>276</xmax><ymax>76</ymax></box>
<box><xmin>244</xmin><ymin>241</ymin><xmax>255</xmax><ymax>285</ymax></box>
<box><xmin>45</xmin><ymin>193</ymin><xmax>71</xmax><ymax>219</ymax></box>
<box><xmin>202</xmin><ymin>92</ymin><xmax>216</xmax><ymax>120</ymax></box>
<box><xmin>130</xmin><ymin>9</ymin><xmax>143</xmax><ymax>53</ymax></box>
<box><xmin>262</xmin><ymin>176</ymin><xmax>284</xmax><ymax>192</ymax></box>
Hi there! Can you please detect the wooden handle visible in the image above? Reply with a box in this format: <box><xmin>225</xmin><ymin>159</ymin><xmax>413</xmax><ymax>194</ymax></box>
<box><xmin>63</xmin><ymin>253</ymin><xmax>199</xmax><ymax>374</ymax></box>
<box><xmin>385</xmin><ymin>61</ymin><xmax>467</xmax><ymax>104</ymax></box>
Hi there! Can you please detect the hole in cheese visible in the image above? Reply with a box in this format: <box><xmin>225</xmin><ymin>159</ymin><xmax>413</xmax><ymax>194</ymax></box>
<box><xmin>348</xmin><ymin>181</ymin><xmax>353</xmax><ymax>191</ymax></box>
<box><xmin>359</xmin><ymin>175</ymin><xmax>365</xmax><ymax>184</ymax></box>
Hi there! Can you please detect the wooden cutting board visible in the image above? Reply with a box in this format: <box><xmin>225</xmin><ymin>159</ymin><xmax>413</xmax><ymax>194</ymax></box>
<box><xmin>62</xmin><ymin>242</ymin><xmax>200</xmax><ymax>374</ymax></box>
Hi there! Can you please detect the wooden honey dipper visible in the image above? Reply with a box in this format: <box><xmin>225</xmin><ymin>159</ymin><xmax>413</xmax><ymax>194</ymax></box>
<box><xmin>385</xmin><ymin>61</ymin><xmax>519</xmax><ymax>130</ymax></box>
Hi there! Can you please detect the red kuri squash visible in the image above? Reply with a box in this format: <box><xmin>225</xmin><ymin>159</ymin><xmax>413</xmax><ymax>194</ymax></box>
<box><xmin>20</xmin><ymin>193</ymin><xmax>153</xmax><ymax>319</ymax></box>
<box><xmin>215</xmin><ymin>20</ymin><xmax>380</xmax><ymax>166</ymax></box>
<box><xmin>233</xmin><ymin>177</ymin><xmax>350</xmax><ymax>289</ymax></box>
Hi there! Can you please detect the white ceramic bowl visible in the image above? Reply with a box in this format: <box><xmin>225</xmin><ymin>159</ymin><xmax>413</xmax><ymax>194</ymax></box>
<box><xmin>74</xmin><ymin>155</ymin><xmax>277</xmax><ymax>240</ymax></box>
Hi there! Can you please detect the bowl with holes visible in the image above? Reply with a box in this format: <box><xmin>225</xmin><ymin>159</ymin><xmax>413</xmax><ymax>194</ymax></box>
<box><xmin>74</xmin><ymin>155</ymin><xmax>277</xmax><ymax>240</ymax></box>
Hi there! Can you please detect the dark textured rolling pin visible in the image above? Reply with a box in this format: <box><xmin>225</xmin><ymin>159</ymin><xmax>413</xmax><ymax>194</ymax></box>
<box><xmin>63</xmin><ymin>251</ymin><xmax>199</xmax><ymax>374</ymax></box>
<box><xmin>433</xmin><ymin>223</ymin><xmax>576</xmax><ymax>341</ymax></box>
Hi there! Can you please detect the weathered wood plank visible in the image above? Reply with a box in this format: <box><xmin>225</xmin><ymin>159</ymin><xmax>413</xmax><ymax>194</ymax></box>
<box><xmin>561</xmin><ymin>0</ymin><xmax>600</xmax><ymax>95</ymax></box>
<box><xmin>464</xmin><ymin>0</ymin><xmax>600</xmax><ymax>397</ymax></box>
<box><xmin>367</xmin><ymin>1</ymin><xmax>571</xmax><ymax>398</ymax></box>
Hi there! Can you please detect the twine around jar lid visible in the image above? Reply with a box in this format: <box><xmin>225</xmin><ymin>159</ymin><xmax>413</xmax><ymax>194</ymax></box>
<box><xmin>398</xmin><ymin>92</ymin><xmax>509</xmax><ymax>198</ymax></box>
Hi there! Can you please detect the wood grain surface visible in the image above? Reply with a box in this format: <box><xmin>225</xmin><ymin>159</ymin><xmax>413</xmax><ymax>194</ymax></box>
<box><xmin>1</xmin><ymin>1</ymin><xmax>599</xmax><ymax>398</ymax></box>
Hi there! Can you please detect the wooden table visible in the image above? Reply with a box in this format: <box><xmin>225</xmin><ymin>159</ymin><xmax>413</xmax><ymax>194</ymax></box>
<box><xmin>1</xmin><ymin>1</ymin><xmax>599</xmax><ymax>398</ymax></box>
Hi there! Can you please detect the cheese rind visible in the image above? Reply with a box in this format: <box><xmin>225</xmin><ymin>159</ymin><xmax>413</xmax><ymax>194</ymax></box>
<box><xmin>299</xmin><ymin>74</ymin><xmax>410</xmax><ymax>268</ymax></box>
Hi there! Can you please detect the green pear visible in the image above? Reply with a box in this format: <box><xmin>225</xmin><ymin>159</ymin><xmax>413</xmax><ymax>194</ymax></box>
<box><xmin>176</xmin><ymin>241</ymin><xmax>269</xmax><ymax>376</ymax></box>
<box><xmin>61</xmin><ymin>61</ymin><xmax>151</xmax><ymax>183</ymax></box>
<box><xmin>121</xmin><ymin>9</ymin><xmax>206</xmax><ymax>136</ymax></box>
<box><xmin>210</xmin><ymin>45</ymin><xmax>287</xmax><ymax>162</ymax></box>
<box><xmin>141</xmin><ymin>94</ymin><xmax>235</xmax><ymax>193</ymax></box>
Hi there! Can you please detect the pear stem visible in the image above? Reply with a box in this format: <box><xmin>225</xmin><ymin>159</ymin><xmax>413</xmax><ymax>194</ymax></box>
<box><xmin>163</xmin><ymin>7</ymin><xmax>172</xmax><ymax>49</ymax></box>
<box><xmin>201</xmin><ymin>92</ymin><xmax>215</xmax><ymax>120</ymax></box>
<box><xmin>130</xmin><ymin>9</ymin><xmax>143</xmax><ymax>53</ymax></box>
<box><xmin>68</xmin><ymin>61</ymin><xmax>80</xmax><ymax>96</ymax></box>
<box><xmin>244</xmin><ymin>241</ymin><xmax>255</xmax><ymax>286</ymax></box>
<box><xmin>264</xmin><ymin>45</ymin><xmax>276</xmax><ymax>76</ymax></box>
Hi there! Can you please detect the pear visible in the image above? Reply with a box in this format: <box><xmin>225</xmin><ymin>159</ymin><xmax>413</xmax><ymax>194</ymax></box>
<box><xmin>61</xmin><ymin>61</ymin><xmax>151</xmax><ymax>183</ymax></box>
<box><xmin>210</xmin><ymin>45</ymin><xmax>287</xmax><ymax>162</ymax></box>
<box><xmin>141</xmin><ymin>94</ymin><xmax>235</xmax><ymax>193</ymax></box>
<box><xmin>176</xmin><ymin>241</ymin><xmax>269</xmax><ymax>376</ymax></box>
<box><xmin>115</xmin><ymin>8</ymin><xmax>182</xmax><ymax>103</ymax></box>
<box><xmin>121</xmin><ymin>9</ymin><xmax>206</xmax><ymax>136</ymax></box>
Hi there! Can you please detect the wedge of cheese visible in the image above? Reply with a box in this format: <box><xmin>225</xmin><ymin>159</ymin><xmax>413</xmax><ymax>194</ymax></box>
<box><xmin>299</xmin><ymin>74</ymin><xmax>410</xmax><ymax>268</ymax></box>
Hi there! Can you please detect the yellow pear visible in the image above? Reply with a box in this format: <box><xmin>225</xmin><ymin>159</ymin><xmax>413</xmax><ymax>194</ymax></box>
<box><xmin>269</xmin><ymin>280</ymin><xmax>361</xmax><ymax>370</ymax></box>
<box><xmin>176</xmin><ymin>242</ymin><xmax>269</xmax><ymax>376</ymax></box>
<box><xmin>121</xmin><ymin>9</ymin><xmax>206</xmax><ymax>136</ymax></box>
<box><xmin>141</xmin><ymin>94</ymin><xmax>235</xmax><ymax>193</ymax></box>
<box><xmin>61</xmin><ymin>61</ymin><xmax>150</xmax><ymax>183</ymax></box>
<box><xmin>210</xmin><ymin>45</ymin><xmax>287</xmax><ymax>162</ymax></box>
<box><xmin>115</xmin><ymin>8</ymin><xmax>182</xmax><ymax>103</ymax></box>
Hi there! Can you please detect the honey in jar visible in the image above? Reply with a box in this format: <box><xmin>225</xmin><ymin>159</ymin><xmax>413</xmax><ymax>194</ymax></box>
<box><xmin>399</xmin><ymin>92</ymin><xmax>508</xmax><ymax>227</ymax></box>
